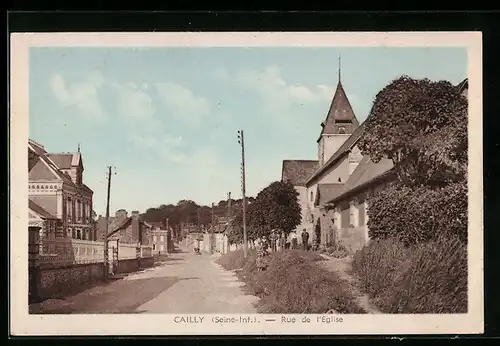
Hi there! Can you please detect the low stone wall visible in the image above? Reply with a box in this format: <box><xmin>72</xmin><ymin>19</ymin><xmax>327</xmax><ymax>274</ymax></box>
<box><xmin>37</xmin><ymin>262</ymin><xmax>104</xmax><ymax>301</ymax></box>
<box><xmin>139</xmin><ymin>256</ymin><xmax>154</xmax><ymax>269</ymax></box>
<box><xmin>115</xmin><ymin>258</ymin><xmax>139</xmax><ymax>274</ymax></box>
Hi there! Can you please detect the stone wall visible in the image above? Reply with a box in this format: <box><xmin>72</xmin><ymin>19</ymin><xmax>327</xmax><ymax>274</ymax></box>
<box><xmin>115</xmin><ymin>258</ymin><xmax>139</xmax><ymax>274</ymax></box>
<box><xmin>37</xmin><ymin>262</ymin><xmax>104</xmax><ymax>301</ymax></box>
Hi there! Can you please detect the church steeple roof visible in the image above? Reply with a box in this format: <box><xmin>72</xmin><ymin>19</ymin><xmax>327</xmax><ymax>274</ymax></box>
<box><xmin>317</xmin><ymin>58</ymin><xmax>359</xmax><ymax>141</ymax></box>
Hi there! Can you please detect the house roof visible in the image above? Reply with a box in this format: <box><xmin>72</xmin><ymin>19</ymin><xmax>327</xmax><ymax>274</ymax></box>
<box><xmin>307</xmin><ymin>121</ymin><xmax>366</xmax><ymax>186</ymax></box>
<box><xmin>97</xmin><ymin>216</ymin><xmax>133</xmax><ymax>239</ymax></box>
<box><xmin>327</xmin><ymin>156</ymin><xmax>394</xmax><ymax>204</ymax></box>
<box><xmin>314</xmin><ymin>183</ymin><xmax>345</xmax><ymax>206</ymax></box>
<box><xmin>318</xmin><ymin>81</ymin><xmax>359</xmax><ymax>140</ymax></box>
<box><xmin>47</xmin><ymin>154</ymin><xmax>74</xmax><ymax>169</ymax></box>
<box><xmin>282</xmin><ymin>160</ymin><xmax>319</xmax><ymax>186</ymax></box>
<box><xmin>29</xmin><ymin>199</ymin><xmax>56</xmax><ymax>219</ymax></box>
<box><xmin>29</xmin><ymin>141</ymin><xmax>76</xmax><ymax>186</ymax></box>
<box><xmin>28</xmin><ymin>147</ymin><xmax>40</xmax><ymax>172</ymax></box>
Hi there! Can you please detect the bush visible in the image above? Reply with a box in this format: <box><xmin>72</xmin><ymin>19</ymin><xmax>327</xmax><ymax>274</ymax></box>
<box><xmin>217</xmin><ymin>249</ymin><xmax>256</xmax><ymax>271</ymax></box>
<box><xmin>239</xmin><ymin>250</ymin><xmax>364</xmax><ymax>314</ymax></box>
<box><xmin>352</xmin><ymin>236</ymin><xmax>467</xmax><ymax>313</ymax></box>
<box><xmin>368</xmin><ymin>181</ymin><xmax>467</xmax><ymax>245</ymax></box>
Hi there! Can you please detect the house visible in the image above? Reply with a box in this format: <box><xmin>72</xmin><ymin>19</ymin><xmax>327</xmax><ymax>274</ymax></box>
<box><xmin>28</xmin><ymin>139</ymin><xmax>95</xmax><ymax>240</ymax></box>
<box><xmin>151</xmin><ymin>228</ymin><xmax>171</xmax><ymax>254</ymax></box>
<box><xmin>28</xmin><ymin>199</ymin><xmax>63</xmax><ymax>240</ymax></box>
<box><xmin>96</xmin><ymin>209</ymin><xmax>152</xmax><ymax>245</ymax></box>
<box><xmin>281</xmin><ymin>72</ymin><xmax>468</xmax><ymax>252</ymax></box>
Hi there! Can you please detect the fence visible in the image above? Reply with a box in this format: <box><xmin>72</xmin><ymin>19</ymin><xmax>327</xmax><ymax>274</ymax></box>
<box><xmin>37</xmin><ymin>237</ymin><xmax>153</xmax><ymax>266</ymax></box>
<box><xmin>140</xmin><ymin>245</ymin><xmax>152</xmax><ymax>258</ymax></box>
<box><xmin>118</xmin><ymin>242</ymin><xmax>139</xmax><ymax>260</ymax></box>
<box><xmin>39</xmin><ymin>238</ymin><xmax>105</xmax><ymax>266</ymax></box>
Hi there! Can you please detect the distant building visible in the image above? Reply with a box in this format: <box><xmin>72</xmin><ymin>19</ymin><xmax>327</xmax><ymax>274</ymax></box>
<box><xmin>151</xmin><ymin>227</ymin><xmax>171</xmax><ymax>254</ymax></box>
<box><xmin>28</xmin><ymin>139</ymin><xmax>95</xmax><ymax>240</ymax></box>
<box><xmin>96</xmin><ymin>210</ymin><xmax>152</xmax><ymax>245</ymax></box>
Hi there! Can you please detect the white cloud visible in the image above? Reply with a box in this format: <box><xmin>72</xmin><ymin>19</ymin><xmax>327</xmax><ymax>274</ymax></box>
<box><xmin>130</xmin><ymin>134</ymin><xmax>186</xmax><ymax>163</ymax></box>
<box><xmin>155</xmin><ymin>82</ymin><xmax>211</xmax><ymax>126</ymax></box>
<box><xmin>113</xmin><ymin>82</ymin><xmax>156</xmax><ymax>123</ymax></box>
<box><xmin>49</xmin><ymin>73</ymin><xmax>106</xmax><ymax>121</ymax></box>
<box><xmin>232</xmin><ymin>65</ymin><xmax>333</xmax><ymax>105</ymax></box>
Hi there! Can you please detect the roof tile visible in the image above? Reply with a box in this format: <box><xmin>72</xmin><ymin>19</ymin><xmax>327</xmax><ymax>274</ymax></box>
<box><xmin>281</xmin><ymin>160</ymin><xmax>319</xmax><ymax>186</ymax></box>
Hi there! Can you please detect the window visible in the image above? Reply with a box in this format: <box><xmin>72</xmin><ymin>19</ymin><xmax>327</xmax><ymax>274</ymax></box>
<box><xmin>338</xmin><ymin>126</ymin><xmax>346</xmax><ymax>134</ymax></box>
<box><xmin>77</xmin><ymin>229</ymin><xmax>81</xmax><ymax>239</ymax></box>
<box><xmin>310</xmin><ymin>191</ymin><xmax>313</xmax><ymax>202</ymax></box>
<box><xmin>160</xmin><ymin>244</ymin><xmax>165</xmax><ymax>251</ymax></box>
<box><xmin>160</xmin><ymin>235</ymin><xmax>165</xmax><ymax>242</ymax></box>
<box><xmin>153</xmin><ymin>235</ymin><xmax>157</xmax><ymax>242</ymax></box>
<box><xmin>153</xmin><ymin>244</ymin><xmax>156</xmax><ymax>250</ymax></box>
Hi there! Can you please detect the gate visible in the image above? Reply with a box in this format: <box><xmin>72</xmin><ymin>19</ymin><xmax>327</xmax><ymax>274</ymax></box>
<box><xmin>107</xmin><ymin>239</ymin><xmax>119</xmax><ymax>275</ymax></box>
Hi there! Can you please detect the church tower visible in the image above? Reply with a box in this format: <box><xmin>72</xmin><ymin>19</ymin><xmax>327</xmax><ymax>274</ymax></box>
<box><xmin>317</xmin><ymin>57</ymin><xmax>360</xmax><ymax>166</ymax></box>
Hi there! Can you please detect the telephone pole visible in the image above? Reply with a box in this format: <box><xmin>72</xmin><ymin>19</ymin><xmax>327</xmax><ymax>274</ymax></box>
<box><xmin>103</xmin><ymin>166</ymin><xmax>113</xmax><ymax>279</ymax></box>
<box><xmin>211</xmin><ymin>202</ymin><xmax>215</xmax><ymax>231</ymax></box>
<box><xmin>237</xmin><ymin>130</ymin><xmax>248</xmax><ymax>258</ymax></box>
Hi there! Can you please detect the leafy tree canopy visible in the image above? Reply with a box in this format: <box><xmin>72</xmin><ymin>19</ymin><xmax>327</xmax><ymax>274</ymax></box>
<box><xmin>358</xmin><ymin>76</ymin><xmax>468</xmax><ymax>188</ymax></box>
<box><xmin>228</xmin><ymin>181</ymin><xmax>301</xmax><ymax>243</ymax></box>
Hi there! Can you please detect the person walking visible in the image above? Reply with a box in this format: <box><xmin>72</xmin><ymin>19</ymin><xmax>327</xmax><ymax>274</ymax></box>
<box><xmin>270</xmin><ymin>230</ymin><xmax>278</xmax><ymax>252</ymax></box>
<box><xmin>255</xmin><ymin>238</ymin><xmax>268</xmax><ymax>271</ymax></box>
<box><xmin>279</xmin><ymin>231</ymin><xmax>286</xmax><ymax>251</ymax></box>
<box><xmin>301</xmin><ymin>229</ymin><xmax>310</xmax><ymax>251</ymax></box>
<box><xmin>290</xmin><ymin>232</ymin><xmax>298</xmax><ymax>250</ymax></box>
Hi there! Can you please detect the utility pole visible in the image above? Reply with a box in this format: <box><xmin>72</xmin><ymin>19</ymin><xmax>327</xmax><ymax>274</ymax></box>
<box><xmin>211</xmin><ymin>202</ymin><xmax>215</xmax><ymax>231</ymax></box>
<box><xmin>237</xmin><ymin>130</ymin><xmax>248</xmax><ymax>258</ymax></box>
<box><xmin>103</xmin><ymin>166</ymin><xmax>113</xmax><ymax>279</ymax></box>
<box><xmin>211</xmin><ymin>202</ymin><xmax>215</xmax><ymax>254</ymax></box>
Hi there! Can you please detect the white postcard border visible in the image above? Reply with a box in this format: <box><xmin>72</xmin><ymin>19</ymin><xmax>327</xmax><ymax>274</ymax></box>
<box><xmin>10</xmin><ymin>32</ymin><xmax>483</xmax><ymax>336</ymax></box>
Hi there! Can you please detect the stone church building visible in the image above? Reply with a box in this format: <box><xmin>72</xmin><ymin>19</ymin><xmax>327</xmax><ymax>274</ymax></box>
<box><xmin>282</xmin><ymin>71</ymin><xmax>468</xmax><ymax>252</ymax></box>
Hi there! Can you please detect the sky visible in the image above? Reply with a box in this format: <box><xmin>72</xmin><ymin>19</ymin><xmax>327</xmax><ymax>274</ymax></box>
<box><xmin>29</xmin><ymin>46</ymin><xmax>467</xmax><ymax>215</ymax></box>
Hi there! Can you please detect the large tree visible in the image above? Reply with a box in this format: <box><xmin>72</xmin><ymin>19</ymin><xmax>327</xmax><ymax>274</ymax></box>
<box><xmin>358</xmin><ymin>76</ymin><xmax>468</xmax><ymax>188</ymax></box>
<box><xmin>358</xmin><ymin>76</ymin><xmax>468</xmax><ymax>244</ymax></box>
<box><xmin>227</xmin><ymin>181</ymin><xmax>301</xmax><ymax>244</ymax></box>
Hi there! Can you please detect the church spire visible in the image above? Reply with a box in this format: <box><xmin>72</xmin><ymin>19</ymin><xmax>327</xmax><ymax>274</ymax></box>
<box><xmin>338</xmin><ymin>55</ymin><xmax>341</xmax><ymax>83</ymax></box>
<box><xmin>77</xmin><ymin>143</ymin><xmax>80</xmax><ymax>153</ymax></box>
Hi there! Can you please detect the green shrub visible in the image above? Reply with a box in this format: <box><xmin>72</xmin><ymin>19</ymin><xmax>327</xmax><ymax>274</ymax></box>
<box><xmin>217</xmin><ymin>249</ymin><xmax>256</xmax><ymax>271</ymax></box>
<box><xmin>352</xmin><ymin>236</ymin><xmax>467</xmax><ymax>313</ymax></box>
<box><xmin>240</xmin><ymin>250</ymin><xmax>363</xmax><ymax>314</ymax></box>
<box><xmin>367</xmin><ymin>181</ymin><xmax>467</xmax><ymax>245</ymax></box>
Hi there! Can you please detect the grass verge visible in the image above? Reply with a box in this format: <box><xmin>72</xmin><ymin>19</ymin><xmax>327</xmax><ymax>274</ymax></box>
<box><xmin>218</xmin><ymin>249</ymin><xmax>364</xmax><ymax>314</ymax></box>
<box><xmin>352</xmin><ymin>236</ymin><xmax>467</xmax><ymax>313</ymax></box>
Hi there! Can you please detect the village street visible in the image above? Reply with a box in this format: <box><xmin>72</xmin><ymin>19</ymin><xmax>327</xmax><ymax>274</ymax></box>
<box><xmin>29</xmin><ymin>247</ymin><xmax>259</xmax><ymax>314</ymax></box>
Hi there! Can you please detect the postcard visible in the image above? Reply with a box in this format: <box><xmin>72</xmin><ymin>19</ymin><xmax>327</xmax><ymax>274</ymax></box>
<box><xmin>10</xmin><ymin>31</ymin><xmax>483</xmax><ymax>335</ymax></box>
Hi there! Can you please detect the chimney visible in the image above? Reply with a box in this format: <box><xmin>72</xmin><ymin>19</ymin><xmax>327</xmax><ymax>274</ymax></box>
<box><xmin>131</xmin><ymin>216</ymin><xmax>140</xmax><ymax>244</ymax></box>
<box><xmin>131</xmin><ymin>210</ymin><xmax>140</xmax><ymax>218</ymax></box>
<box><xmin>115</xmin><ymin>209</ymin><xmax>128</xmax><ymax>219</ymax></box>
